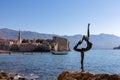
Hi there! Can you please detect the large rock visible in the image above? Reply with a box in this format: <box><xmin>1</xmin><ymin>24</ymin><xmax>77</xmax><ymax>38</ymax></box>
<box><xmin>0</xmin><ymin>71</ymin><xmax>14</xmax><ymax>80</ymax></box>
<box><xmin>58</xmin><ymin>71</ymin><xmax>120</xmax><ymax>80</ymax></box>
<box><xmin>0</xmin><ymin>71</ymin><xmax>27</xmax><ymax>80</ymax></box>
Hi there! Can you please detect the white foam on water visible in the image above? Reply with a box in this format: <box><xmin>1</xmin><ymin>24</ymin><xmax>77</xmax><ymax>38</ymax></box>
<box><xmin>13</xmin><ymin>73</ymin><xmax>39</xmax><ymax>80</ymax></box>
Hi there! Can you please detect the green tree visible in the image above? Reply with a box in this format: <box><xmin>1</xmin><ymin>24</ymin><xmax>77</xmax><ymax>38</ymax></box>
<box><xmin>22</xmin><ymin>39</ymin><xmax>29</xmax><ymax>43</ymax></box>
<box><xmin>36</xmin><ymin>39</ymin><xmax>45</xmax><ymax>43</ymax></box>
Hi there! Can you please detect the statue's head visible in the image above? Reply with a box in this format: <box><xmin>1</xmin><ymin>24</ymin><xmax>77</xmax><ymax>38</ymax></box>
<box><xmin>83</xmin><ymin>35</ymin><xmax>89</xmax><ymax>41</ymax></box>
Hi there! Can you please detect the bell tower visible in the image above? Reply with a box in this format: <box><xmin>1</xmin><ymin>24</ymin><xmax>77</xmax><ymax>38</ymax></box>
<box><xmin>18</xmin><ymin>30</ymin><xmax>22</xmax><ymax>44</ymax></box>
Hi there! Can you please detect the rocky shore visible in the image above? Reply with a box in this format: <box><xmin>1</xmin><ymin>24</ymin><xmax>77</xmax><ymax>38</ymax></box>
<box><xmin>1</xmin><ymin>71</ymin><xmax>120</xmax><ymax>80</ymax></box>
<box><xmin>0</xmin><ymin>71</ymin><xmax>15</xmax><ymax>80</ymax></box>
<box><xmin>0</xmin><ymin>71</ymin><xmax>39</xmax><ymax>80</ymax></box>
<box><xmin>58</xmin><ymin>71</ymin><xmax>120</xmax><ymax>80</ymax></box>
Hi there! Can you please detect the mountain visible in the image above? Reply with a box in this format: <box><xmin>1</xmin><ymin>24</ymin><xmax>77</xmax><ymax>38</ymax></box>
<box><xmin>91</xmin><ymin>34</ymin><xmax>120</xmax><ymax>49</ymax></box>
<box><xmin>0</xmin><ymin>28</ymin><xmax>53</xmax><ymax>40</ymax></box>
<box><xmin>64</xmin><ymin>34</ymin><xmax>120</xmax><ymax>50</ymax></box>
<box><xmin>0</xmin><ymin>28</ymin><xmax>120</xmax><ymax>49</ymax></box>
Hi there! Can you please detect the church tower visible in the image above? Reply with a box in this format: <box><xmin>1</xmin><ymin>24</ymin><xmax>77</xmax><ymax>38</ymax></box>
<box><xmin>18</xmin><ymin>30</ymin><xmax>22</xmax><ymax>44</ymax></box>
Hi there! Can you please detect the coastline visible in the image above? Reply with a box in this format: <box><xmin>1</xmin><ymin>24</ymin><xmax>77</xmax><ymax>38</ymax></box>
<box><xmin>0</xmin><ymin>50</ymin><xmax>12</xmax><ymax>54</ymax></box>
<box><xmin>0</xmin><ymin>71</ymin><xmax>22</xmax><ymax>80</ymax></box>
<box><xmin>0</xmin><ymin>50</ymin><xmax>69</xmax><ymax>55</ymax></box>
<box><xmin>0</xmin><ymin>50</ymin><xmax>51</xmax><ymax>54</ymax></box>
<box><xmin>1</xmin><ymin>71</ymin><xmax>120</xmax><ymax>80</ymax></box>
<box><xmin>0</xmin><ymin>71</ymin><xmax>39</xmax><ymax>80</ymax></box>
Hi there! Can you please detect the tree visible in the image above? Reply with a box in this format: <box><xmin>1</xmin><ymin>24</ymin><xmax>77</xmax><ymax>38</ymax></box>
<box><xmin>36</xmin><ymin>39</ymin><xmax>45</xmax><ymax>43</ymax></box>
<box><xmin>22</xmin><ymin>39</ymin><xmax>29</xmax><ymax>43</ymax></box>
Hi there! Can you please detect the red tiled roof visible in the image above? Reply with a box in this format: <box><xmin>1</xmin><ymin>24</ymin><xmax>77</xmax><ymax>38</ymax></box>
<box><xmin>0</xmin><ymin>38</ymin><xmax>5</xmax><ymax>42</ymax></box>
<box><xmin>0</xmin><ymin>38</ymin><xmax>5</xmax><ymax>40</ymax></box>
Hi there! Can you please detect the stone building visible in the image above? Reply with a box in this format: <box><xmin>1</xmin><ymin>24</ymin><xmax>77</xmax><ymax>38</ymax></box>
<box><xmin>52</xmin><ymin>36</ymin><xmax>70</xmax><ymax>51</ymax></box>
<box><xmin>47</xmin><ymin>39</ymin><xmax>58</xmax><ymax>51</ymax></box>
<box><xmin>0</xmin><ymin>38</ymin><xmax>15</xmax><ymax>50</ymax></box>
<box><xmin>0</xmin><ymin>30</ymin><xmax>70</xmax><ymax>52</ymax></box>
<box><xmin>17</xmin><ymin>30</ymin><xmax>22</xmax><ymax>45</ymax></box>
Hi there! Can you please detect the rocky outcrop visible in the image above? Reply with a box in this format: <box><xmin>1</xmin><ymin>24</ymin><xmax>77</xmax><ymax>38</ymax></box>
<box><xmin>0</xmin><ymin>71</ymin><xmax>28</xmax><ymax>80</ymax></box>
<box><xmin>58</xmin><ymin>71</ymin><xmax>120</xmax><ymax>80</ymax></box>
<box><xmin>0</xmin><ymin>71</ymin><xmax>16</xmax><ymax>80</ymax></box>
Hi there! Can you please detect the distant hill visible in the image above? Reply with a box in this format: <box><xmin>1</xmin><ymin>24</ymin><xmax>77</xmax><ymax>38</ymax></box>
<box><xmin>0</xmin><ymin>28</ymin><xmax>120</xmax><ymax>49</ymax></box>
<box><xmin>0</xmin><ymin>28</ymin><xmax>53</xmax><ymax>40</ymax></box>
<box><xmin>64</xmin><ymin>34</ymin><xmax>120</xmax><ymax>50</ymax></box>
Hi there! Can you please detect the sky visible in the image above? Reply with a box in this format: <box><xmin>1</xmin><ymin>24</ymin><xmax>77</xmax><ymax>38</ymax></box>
<box><xmin>0</xmin><ymin>0</ymin><xmax>120</xmax><ymax>36</ymax></box>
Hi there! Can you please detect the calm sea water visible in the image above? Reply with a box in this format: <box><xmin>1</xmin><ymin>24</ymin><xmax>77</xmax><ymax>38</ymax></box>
<box><xmin>0</xmin><ymin>50</ymin><xmax>120</xmax><ymax>80</ymax></box>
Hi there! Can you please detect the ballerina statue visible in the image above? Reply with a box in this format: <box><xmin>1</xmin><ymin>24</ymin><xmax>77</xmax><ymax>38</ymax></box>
<box><xmin>74</xmin><ymin>23</ymin><xmax>92</xmax><ymax>72</ymax></box>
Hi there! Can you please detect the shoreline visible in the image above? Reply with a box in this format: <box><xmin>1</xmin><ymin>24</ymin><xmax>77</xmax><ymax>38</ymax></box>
<box><xmin>0</xmin><ymin>71</ymin><xmax>39</xmax><ymax>80</ymax></box>
<box><xmin>0</xmin><ymin>50</ymin><xmax>69</xmax><ymax>54</ymax></box>
<box><xmin>0</xmin><ymin>50</ymin><xmax>12</xmax><ymax>54</ymax></box>
<box><xmin>1</xmin><ymin>71</ymin><xmax>120</xmax><ymax>80</ymax></box>
<box><xmin>0</xmin><ymin>71</ymin><xmax>22</xmax><ymax>80</ymax></box>
<box><xmin>0</xmin><ymin>50</ymin><xmax>51</xmax><ymax>54</ymax></box>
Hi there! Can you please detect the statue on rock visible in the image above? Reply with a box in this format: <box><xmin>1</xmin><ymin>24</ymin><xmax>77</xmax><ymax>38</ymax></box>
<box><xmin>74</xmin><ymin>23</ymin><xmax>92</xmax><ymax>72</ymax></box>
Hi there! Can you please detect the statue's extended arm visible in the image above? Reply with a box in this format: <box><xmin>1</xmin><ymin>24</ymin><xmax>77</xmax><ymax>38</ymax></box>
<box><xmin>74</xmin><ymin>40</ymin><xmax>82</xmax><ymax>52</ymax></box>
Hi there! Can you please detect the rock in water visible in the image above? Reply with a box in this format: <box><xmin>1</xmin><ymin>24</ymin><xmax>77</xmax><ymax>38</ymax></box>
<box><xmin>0</xmin><ymin>71</ymin><xmax>14</xmax><ymax>80</ymax></box>
<box><xmin>57</xmin><ymin>71</ymin><xmax>120</xmax><ymax>80</ymax></box>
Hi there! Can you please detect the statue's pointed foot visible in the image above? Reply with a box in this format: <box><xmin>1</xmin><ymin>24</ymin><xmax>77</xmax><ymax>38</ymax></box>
<box><xmin>81</xmin><ymin>70</ymin><xmax>85</xmax><ymax>72</ymax></box>
<box><xmin>81</xmin><ymin>67</ymin><xmax>85</xmax><ymax>72</ymax></box>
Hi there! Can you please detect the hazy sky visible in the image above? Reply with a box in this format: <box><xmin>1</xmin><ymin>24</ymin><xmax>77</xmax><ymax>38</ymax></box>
<box><xmin>0</xmin><ymin>0</ymin><xmax>120</xmax><ymax>36</ymax></box>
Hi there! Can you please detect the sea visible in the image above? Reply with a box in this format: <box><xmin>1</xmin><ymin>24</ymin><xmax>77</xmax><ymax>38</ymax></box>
<box><xmin>0</xmin><ymin>50</ymin><xmax>120</xmax><ymax>80</ymax></box>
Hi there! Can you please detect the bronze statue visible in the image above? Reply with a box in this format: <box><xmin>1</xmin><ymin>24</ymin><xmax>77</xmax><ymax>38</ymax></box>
<box><xmin>74</xmin><ymin>23</ymin><xmax>92</xmax><ymax>72</ymax></box>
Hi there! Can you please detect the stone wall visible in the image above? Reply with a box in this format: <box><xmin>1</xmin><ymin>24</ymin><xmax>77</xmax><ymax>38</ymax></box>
<box><xmin>53</xmin><ymin>36</ymin><xmax>70</xmax><ymax>51</ymax></box>
<box><xmin>19</xmin><ymin>43</ymin><xmax>37</xmax><ymax>52</ymax></box>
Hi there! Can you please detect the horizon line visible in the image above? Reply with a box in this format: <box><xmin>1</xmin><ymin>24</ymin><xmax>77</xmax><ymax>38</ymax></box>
<box><xmin>0</xmin><ymin>28</ymin><xmax>120</xmax><ymax>37</ymax></box>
